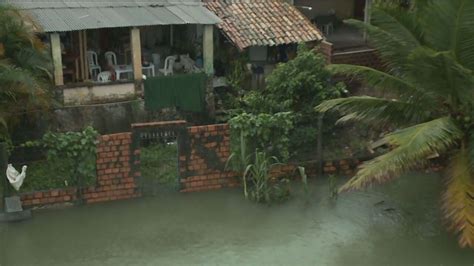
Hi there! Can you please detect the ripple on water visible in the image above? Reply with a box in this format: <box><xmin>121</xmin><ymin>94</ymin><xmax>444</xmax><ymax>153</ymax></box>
<box><xmin>1</xmin><ymin>173</ymin><xmax>474</xmax><ymax>266</ymax></box>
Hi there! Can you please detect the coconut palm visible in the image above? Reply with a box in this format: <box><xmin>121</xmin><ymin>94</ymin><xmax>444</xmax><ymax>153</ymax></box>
<box><xmin>316</xmin><ymin>0</ymin><xmax>474</xmax><ymax>248</ymax></box>
<box><xmin>0</xmin><ymin>6</ymin><xmax>54</xmax><ymax>141</ymax></box>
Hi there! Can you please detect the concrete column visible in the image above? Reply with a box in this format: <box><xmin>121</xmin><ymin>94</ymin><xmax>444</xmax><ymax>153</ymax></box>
<box><xmin>203</xmin><ymin>25</ymin><xmax>214</xmax><ymax>75</ymax></box>
<box><xmin>50</xmin><ymin>33</ymin><xmax>64</xmax><ymax>86</ymax></box>
<box><xmin>130</xmin><ymin>27</ymin><xmax>142</xmax><ymax>81</ymax></box>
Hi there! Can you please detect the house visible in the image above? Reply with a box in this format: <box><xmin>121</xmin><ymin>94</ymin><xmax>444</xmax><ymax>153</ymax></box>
<box><xmin>292</xmin><ymin>0</ymin><xmax>381</xmax><ymax>69</ymax></box>
<box><xmin>2</xmin><ymin>0</ymin><xmax>221</xmax><ymax>104</ymax></box>
<box><xmin>204</xmin><ymin>0</ymin><xmax>323</xmax><ymax>86</ymax></box>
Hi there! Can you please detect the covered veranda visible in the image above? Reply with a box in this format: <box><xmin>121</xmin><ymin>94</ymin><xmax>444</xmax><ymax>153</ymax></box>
<box><xmin>7</xmin><ymin>0</ymin><xmax>220</xmax><ymax>103</ymax></box>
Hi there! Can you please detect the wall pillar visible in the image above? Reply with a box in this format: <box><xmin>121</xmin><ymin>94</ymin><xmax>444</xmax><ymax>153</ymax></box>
<box><xmin>50</xmin><ymin>33</ymin><xmax>64</xmax><ymax>86</ymax></box>
<box><xmin>203</xmin><ymin>25</ymin><xmax>214</xmax><ymax>75</ymax></box>
<box><xmin>130</xmin><ymin>27</ymin><xmax>142</xmax><ymax>82</ymax></box>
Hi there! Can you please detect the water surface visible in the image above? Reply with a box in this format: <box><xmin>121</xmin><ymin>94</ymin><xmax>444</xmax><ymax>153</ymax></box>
<box><xmin>1</xmin><ymin>173</ymin><xmax>473</xmax><ymax>265</ymax></box>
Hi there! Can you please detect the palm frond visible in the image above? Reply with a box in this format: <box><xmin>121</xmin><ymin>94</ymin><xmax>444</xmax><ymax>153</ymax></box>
<box><xmin>442</xmin><ymin>148</ymin><xmax>474</xmax><ymax>248</ymax></box>
<box><xmin>327</xmin><ymin>64</ymin><xmax>412</xmax><ymax>92</ymax></box>
<box><xmin>344</xmin><ymin>6</ymin><xmax>422</xmax><ymax>70</ymax></box>
<box><xmin>371</xmin><ymin>7</ymin><xmax>423</xmax><ymax>48</ymax></box>
<box><xmin>469</xmin><ymin>133</ymin><xmax>474</xmax><ymax>170</ymax></box>
<box><xmin>406</xmin><ymin>48</ymin><xmax>474</xmax><ymax>107</ymax></box>
<box><xmin>340</xmin><ymin>117</ymin><xmax>463</xmax><ymax>192</ymax></box>
<box><xmin>421</xmin><ymin>0</ymin><xmax>474</xmax><ymax>70</ymax></box>
<box><xmin>315</xmin><ymin>96</ymin><xmax>429</xmax><ymax>127</ymax></box>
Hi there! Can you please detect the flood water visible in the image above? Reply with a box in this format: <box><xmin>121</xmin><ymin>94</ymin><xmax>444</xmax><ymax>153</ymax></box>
<box><xmin>1</xmin><ymin>173</ymin><xmax>473</xmax><ymax>266</ymax></box>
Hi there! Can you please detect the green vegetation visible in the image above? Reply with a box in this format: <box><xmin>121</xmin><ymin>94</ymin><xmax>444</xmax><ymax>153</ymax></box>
<box><xmin>23</xmin><ymin>127</ymin><xmax>99</xmax><ymax>197</ymax></box>
<box><xmin>140</xmin><ymin>142</ymin><xmax>178</xmax><ymax>190</ymax></box>
<box><xmin>242</xmin><ymin>45</ymin><xmax>347</xmax><ymax>156</ymax></box>
<box><xmin>229</xmin><ymin>112</ymin><xmax>293</xmax><ymax>161</ymax></box>
<box><xmin>18</xmin><ymin>158</ymin><xmax>95</xmax><ymax>192</ymax></box>
<box><xmin>317</xmin><ymin>0</ymin><xmax>474</xmax><ymax>248</ymax></box>
<box><xmin>0</xmin><ymin>6</ymin><xmax>54</xmax><ymax>143</ymax></box>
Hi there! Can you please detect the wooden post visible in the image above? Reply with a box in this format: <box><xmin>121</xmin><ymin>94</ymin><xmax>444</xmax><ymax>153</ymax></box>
<box><xmin>78</xmin><ymin>31</ymin><xmax>84</xmax><ymax>81</ymax></box>
<box><xmin>130</xmin><ymin>27</ymin><xmax>142</xmax><ymax>82</ymax></box>
<box><xmin>364</xmin><ymin>0</ymin><xmax>372</xmax><ymax>41</ymax></box>
<box><xmin>50</xmin><ymin>33</ymin><xmax>64</xmax><ymax>86</ymax></box>
<box><xmin>82</xmin><ymin>30</ymin><xmax>89</xmax><ymax>81</ymax></box>
<box><xmin>203</xmin><ymin>25</ymin><xmax>214</xmax><ymax>75</ymax></box>
<box><xmin>170</xmin><ymin>25</ymin><xmax>174</xmax><ymax>47</ymax></box>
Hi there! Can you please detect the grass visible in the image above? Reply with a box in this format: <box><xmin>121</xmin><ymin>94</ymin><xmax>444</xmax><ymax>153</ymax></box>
<box><xmin>140</xmin><ymin>142</ymin><xmax>179</xmax><ymax>191</ymax></box>
<box><xmin>1</xmin><ymin>158</ymin><xmax>96</xmax><ymax>194</ymax></box>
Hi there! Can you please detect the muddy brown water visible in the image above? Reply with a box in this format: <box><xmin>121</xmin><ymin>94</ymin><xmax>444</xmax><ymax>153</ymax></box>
<box><xmin>1</xmin><ymin>173</ymin><xmax>473</xmax><ymax>266</ymax></box>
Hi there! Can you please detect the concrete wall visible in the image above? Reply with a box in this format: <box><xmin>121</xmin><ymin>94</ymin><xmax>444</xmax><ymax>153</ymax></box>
<box><xmin>295</xmin><ymin>0</ymin><xmax>356</xmax><ymax>19</ymax></box>
<box><xmin>63</xmin><ymin>83</ymin><xmax>136</xmax><ymax>105</ymax></box>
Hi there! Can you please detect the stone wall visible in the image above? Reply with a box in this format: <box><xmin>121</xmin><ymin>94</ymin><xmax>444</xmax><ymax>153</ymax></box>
<box><xmin>179</xmin><ymin>124</ymin><xmax>239</xmax><ymax>192</ymax></box>
<box><xmin>20</xmin><ymin>133</ymin><xmax>140</xmax><ymax>207</ymax></box>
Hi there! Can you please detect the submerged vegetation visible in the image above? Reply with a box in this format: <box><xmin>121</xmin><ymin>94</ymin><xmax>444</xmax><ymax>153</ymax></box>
<box><xmin>140</xmin><ymin>142</ymin><xmax>179</xmax><ymax>191</ymax></box>
<box><xmin>317</xmin><ymin>0</ymin><xmax>474</xmax><ymax>248</ymax></box>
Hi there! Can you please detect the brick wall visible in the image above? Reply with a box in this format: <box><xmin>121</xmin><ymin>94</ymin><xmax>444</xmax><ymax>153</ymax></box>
<box><xmin>178</xmin><ymin>124</ymin><xmax>363</xmax><ymax>193</ymax></box>
<box><xmin>179</xmin><ymin>124</ymin><xmax>239</xmax><ymax>192</ymax></box>
<box><xmin>318</xmin><ymin>40</ymin><xmax>383</xmax><ymax>70</ymax></box>
<box><xmin>18</xmin><ymin>122</ymin><xmax>369</xmax><ymax>206</ymax></box>
<box><xmin>21</xmin><ymin>132</ymin><xmax>140</xmax><ymax>208</ymax></box>
<box><xmin>331</xmin><ymin>49</ymin><xmax>383</xmax><ymax>70</ymax></box>
<box><xmin>319</xmin><ymin>40</ymin><xmax>333</xmax><ymax>64</ymax></box>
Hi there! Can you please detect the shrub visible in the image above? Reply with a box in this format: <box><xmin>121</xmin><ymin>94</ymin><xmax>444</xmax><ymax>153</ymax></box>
<box><xmin>229</xmin><ymin>112</ymin><xmax>294</xmax><ymax>162</ymax></box>
<box><xmin>240</xmin><ymin>44</ymin><xmax>347</xmax><ymax>157</ymax></box>
<box><xmin>23</xmin><ymin>127</ymin><xmax>99</xmax><ymax>196</ymax></box>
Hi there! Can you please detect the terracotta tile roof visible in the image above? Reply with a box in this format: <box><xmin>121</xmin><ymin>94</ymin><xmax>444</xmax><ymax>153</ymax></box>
<box><xmin>205</xmin><ymin>0</ymin><xmax>323</xmax><ymax>50</ymax></box>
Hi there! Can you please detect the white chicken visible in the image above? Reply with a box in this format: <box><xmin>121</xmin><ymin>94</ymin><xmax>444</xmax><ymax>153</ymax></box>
<box><xmin>6</xmin><ymin>164</ymin><xmax>27</xmax><ymax>191</ymax></box>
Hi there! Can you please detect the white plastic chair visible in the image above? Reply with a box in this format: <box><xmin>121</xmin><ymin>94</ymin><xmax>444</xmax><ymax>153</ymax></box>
<box><xmin>87</xmin><ymin>51</ymin><xmax>101</xmax><ymax>78</ymax></box>
<box><xmin>97</xmin><ymin>71</ymin><xmax>112</xmax><ymax>83</ymax></box>
<box><xmin>159</xmin><ymin>56</ymin><xmax>177</xmax><ymax>76</ymax></box>
<box><xmin>104</xmin><ymin>51</ymin><xmax>118</xmax><ymax>67</ymax></box>
<box><xmin>180</xmin><ymin>54</ymin><xmax>199</xmax><ymax>73</ymax></box>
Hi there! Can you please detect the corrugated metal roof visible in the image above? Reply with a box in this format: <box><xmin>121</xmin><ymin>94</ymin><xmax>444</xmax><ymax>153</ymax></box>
<box><xmin>1</xmin><ymin>0</ymin><xmax>221</xmax><ymax>32</ymax></box>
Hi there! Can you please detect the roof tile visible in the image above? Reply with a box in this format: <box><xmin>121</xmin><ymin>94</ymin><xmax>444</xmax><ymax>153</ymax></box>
<box><xmin>205</xmin><ymin>0</ymin><xmax>322</xmax><ymax>50</ymax></box>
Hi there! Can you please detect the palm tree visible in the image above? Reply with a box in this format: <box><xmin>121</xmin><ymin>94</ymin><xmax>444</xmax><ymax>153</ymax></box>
<box><xmin>0</xmin><ymin>6</ymin><xmax>54</xmax><ymax>141</ymax></box>
<box><xmin>316</xmin><ymin>0</ymin><xmax>474</xmax><ymax>248</ymax></box>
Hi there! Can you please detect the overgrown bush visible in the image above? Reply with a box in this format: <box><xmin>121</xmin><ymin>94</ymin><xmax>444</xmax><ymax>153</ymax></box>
<box><xmin>23</xmin><ymin>127</ymin><xmax>99</xmax><ymax>193</ymax></box>
<box><xmin>239</xmin><ymin>44</ymin><xmax>347</xmax><ymax>158</ymax></box>
<box><xmin>229</xmin><ymin>112</ymin><xmax>294</xmax><ymax>162</ymax></box>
